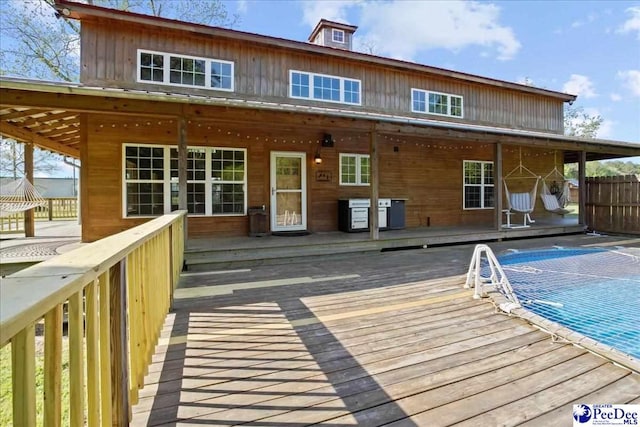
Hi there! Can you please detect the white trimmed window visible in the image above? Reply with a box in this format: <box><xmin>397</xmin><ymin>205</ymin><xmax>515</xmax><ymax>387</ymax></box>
<box><xmin>123</xmin><ymin>144</ymin><xmax>246</xmax><ymax>217</ymax></box>
<box><xmin>290</xmin><ymin>70</ymin><xmax>361</xmax><ymax>105</ymax></box>
<box><xmin>138</xmin><ymin>49</ymin><xmax>234</xmax><ymax>91</ymax></box>
<box><xmin>463</xmin><ymin>160</ymin><xmax>494</xmax><ymax>209</ymax></box>
<box><xmin>332</xmin><ymin>29</ymin><xmax>345</xmax><ymax>43</ymax></box>
<box><xmin>340</xmin><ymin>153</ymin><xmax>370</xmax><ymax>186</ymax></box>
<box><xmin>124</xmin><ymin>145</ymin><xmax>166</xmax><ymax>216</ymax></box>
<box><xmin>412</xmin><ymin>89</ymin><xmax>463</xmax><ymax>118</ymax></box>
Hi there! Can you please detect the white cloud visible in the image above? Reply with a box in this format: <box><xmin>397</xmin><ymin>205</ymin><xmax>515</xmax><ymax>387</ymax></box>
<box><xmin>610</xmin><ymin>93</ymin><xmax>622</xmax><ymax>101</ymax></box>
<box><xmin>617</xmin><ymin>6</ymin><xmax>640</xmax><ymax>39</ymax></box>
<box><xmin>236</xmin><ymin>0</ymin><xmax>248</xmax><ymax>14</ymax></box>
<box><xmin>301</xmin><ymin>0</ymin><xmax>520</xmax><ymax>61</ymax></box>
<box><xmin>571</xmin><ymin>13</ymin><xmax>597</xmax><ymax>29</ymax></box>
<box><xmin>360</xmin><ymin>1</ymin><xmax>520</xmax><ymax>61</ymax></box>
<box><xmin>301</xmin><ymin>0</ymin><xmax>360</xmax><ymax>27</ymax></box>
<box><xmin>562</xmin><ymin>74</ymin><xmax>597</xmax><ymax>98</ymax></box>
<box><xmin>617</xmin><ymin>70</ymin><xmax>640</xmax><ymax>96</ymax></box>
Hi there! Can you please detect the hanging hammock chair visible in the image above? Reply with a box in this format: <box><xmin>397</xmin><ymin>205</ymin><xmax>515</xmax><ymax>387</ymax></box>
<box><xmin>503</xmin><ymin>150</ymin><xmax>541</xmax><ymax>228</ymax></box>
<box><xmin>540</xmin><ymin>151</ymin><xmax>572</xmax><ymax>215</ymax></box>
<box><xmin>0</xmin><ymin>177</ymin><xmax>47</xmax><ymax>218</ymax></box>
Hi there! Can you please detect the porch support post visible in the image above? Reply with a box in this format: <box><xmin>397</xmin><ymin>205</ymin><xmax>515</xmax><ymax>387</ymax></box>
<box><xmin>24</xmin><ymin>142</ymin><xmax>35</xmax><ymax>237</ymax></box>
<box><xmin>369</xmin><ymin>126</ymin><xmax>379</xmax><ymax>241</ymax></box>
<box><xmin>578</xmin><ymin>150</ymin><xmax>587</xmax><ymax>226</ymax></box>
<box><xmin>79</xmin><ymin>114</ymin><xmax>88</xmax><ymax>238</ymax></box>
<box><xmin>178</xmin><ymin>117</ymin><xmax>188</xmax><ymax>239</ymax></box>
<box><xmin>495</xmin><ymin>142</ymin><xmax>503</xmax><ymax>230</ymax></box>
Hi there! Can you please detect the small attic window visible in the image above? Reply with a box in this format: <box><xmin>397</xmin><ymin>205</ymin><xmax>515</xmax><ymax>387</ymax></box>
<box><xmin>332</xmin><ymin>29</ymin><xmax>345</xmax><ymax>43</ymax></box>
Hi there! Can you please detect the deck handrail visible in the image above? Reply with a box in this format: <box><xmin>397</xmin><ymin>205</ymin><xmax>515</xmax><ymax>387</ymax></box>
<box><xmin>0</xmin><ymin>197</ymin><xmax>79</xmax><ymax>233</ymax></box>
<box><xmin>1</xmin><ymin>210</ymin><xmax>186</xmax><ymax>426</ymax></box>
<box><xmin>464</xmin><ymin>244</ymin><xmax>521</xmax><ymax>312</ymax></box>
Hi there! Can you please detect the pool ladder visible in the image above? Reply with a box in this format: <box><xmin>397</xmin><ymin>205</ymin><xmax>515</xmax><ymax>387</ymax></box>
<box><xmin>465</xmin><ymin>244</ymin><xmax>522</xmax><ymax>312</ymax></box>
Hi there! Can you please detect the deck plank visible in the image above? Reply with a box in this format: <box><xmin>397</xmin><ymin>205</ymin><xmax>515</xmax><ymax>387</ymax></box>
<box><xmin>454</xmin><ymin>364</ymin><xmax>631</xmax><ymax>427</ymax></box>
<box><xmin>131</xmin><ymin>240</ymin><xmax>640</xmax><ymax>427</ymax></box>
<box><xmin>518</xmin><ymin>373</ymin><xmax>640</xmax><ymax>427</ymax></box>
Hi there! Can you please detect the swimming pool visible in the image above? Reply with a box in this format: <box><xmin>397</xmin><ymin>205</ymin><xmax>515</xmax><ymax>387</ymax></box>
<box><xmin>496</xmin><ymin>247</ymin><xmax>640</xmax><ymax>361</ymax></box>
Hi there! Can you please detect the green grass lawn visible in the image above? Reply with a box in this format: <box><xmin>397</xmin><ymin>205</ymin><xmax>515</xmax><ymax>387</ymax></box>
<box><xmin>565</xmin><ymin>202</ymin><xmax>579</xmax><ymax>218</ymax></box>
<box><xmin>1</xmin><ymin>339</ymin><xmax>71</xmax><ymax>425</ymax></box>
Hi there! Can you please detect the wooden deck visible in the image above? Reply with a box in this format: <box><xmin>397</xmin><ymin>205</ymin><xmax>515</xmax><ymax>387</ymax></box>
<box><xmin>185</xmin><ymin>218</ymin><xmax>583</xmax><ymax>270</ymax></box>
<box><xmin>133</xmin><ymin>235</ymin><xmax>640</xmax><ymax>426</ymax></box>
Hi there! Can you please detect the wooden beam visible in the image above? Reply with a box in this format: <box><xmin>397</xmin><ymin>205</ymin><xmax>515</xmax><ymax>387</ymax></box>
<box><xmin>1</xmin><ymin>88</ymin><xmax>181</xmax><ymax>118</ymax></box>
<box><xmin>495</xmin><ymin>142</ymin><xmax>503</xmax><ymax>230</ymax></box>
<box><xmin>0</xmin><ymin>108</ymin><xmax>51</xmax><ymax>121</ymax></box>
<box><xmin>50</xmin><ymin>134</ymin><xmax>80</xmax><ymax>144</ymax></box>
<box><xmin>26</xmin><ymin>120</ymin><xmax>78</xmax><ymax>134</ymax></box>
<box><xmin>579</xmin><ymin>150</ymin><xmax>587</xmax><ymax>226</ymax></box>
<box><xmin>178</xmin><ymin>117</ymin><xmax>188</xmax><ymax>238</ymax></box>
<box><xmin>79</xmin><ymin>114</ymin><xmax>87</xmax><ymax>238</ymax></box>
<box><xmin>24</xmin><ymin>142</ymin><xmax>34</xmax><ymax>237</ymax></box>
<box><xmin>369</xmin><ymin>127</ymin><xmax>379</xmax><ymax>241</ymax></box>
<box><xmin>0</xmin><ymin>121</ymin><xmax>80</xmax><ymax>158</ymax></box>
<box><xmin>16</xmin><ymin>112</ymin><xmax>78</xmax><ymax>127</ymax></box>
<box><xmin>39</xmin><ymin>127</ymin><xmax>79</xmax><ymax>139</ymax></box>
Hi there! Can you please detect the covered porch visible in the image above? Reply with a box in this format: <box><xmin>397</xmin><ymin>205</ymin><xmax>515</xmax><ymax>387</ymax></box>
<box><xmin>2</xmin><ymin>76</ymin><xmax>639</xmax><ymax>245</ymax></box>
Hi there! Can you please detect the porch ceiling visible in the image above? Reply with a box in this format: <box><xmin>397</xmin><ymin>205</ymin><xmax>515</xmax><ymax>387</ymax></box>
<box><xmin>0</xmin><ymin>107</ymin><xmax>80</xmax><ymax>158</ymax></box>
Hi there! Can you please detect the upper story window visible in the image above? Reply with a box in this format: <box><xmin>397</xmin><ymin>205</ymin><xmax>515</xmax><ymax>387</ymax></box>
<box><xmin>332</xmin><ymin>29</ymin><xmax>345</xmax><ymax>43</ymax></box>
<box><xmin>138</xmin><ymin>49</ymin><xmax>234</xmax><ymax>91</ymax></box>
<box><xmin>290</xmin><ymin>70</ymin><xmax>361</xmax><ymax>105</ymax></box>
<box><xmin>412</xmin><ymin>89</ymin><xmax>463</xmax><ymax>118</ymax></box>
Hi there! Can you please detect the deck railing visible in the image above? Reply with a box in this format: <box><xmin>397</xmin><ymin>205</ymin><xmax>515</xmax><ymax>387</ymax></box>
<box><xmin>0</xmin><ymin>198</ymin><xmax>79</xmax><ymax>233</ymax></box>
<box><xmin>0</xmin><ymin>211</ymin><xmax>186</xmax><ymax>426</ymax></box>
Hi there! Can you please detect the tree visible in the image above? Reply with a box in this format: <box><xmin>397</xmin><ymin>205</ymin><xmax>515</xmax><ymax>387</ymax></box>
<box><xmin>564</xmin><ymin>105</ymin><xmax>603</xmax><ymax>138</ymax></box>
<box><xmin>0</xmin><ymin>0</ymin><xmax>240</xmax><ymax>82</ymax></box>
<box><xmin>0</xmin><ymin>0</ymin><xmax>239</xmax><ymax>177</ymax></box>
<box><xmin>0</xmin><ymin>137</ymin><xmax>64</xmax><ymax>179</ymax></box>
<box><xmin>564</xmin><ymin>160</ymin><xmax>640</xmax><ymax>179</ymax></box>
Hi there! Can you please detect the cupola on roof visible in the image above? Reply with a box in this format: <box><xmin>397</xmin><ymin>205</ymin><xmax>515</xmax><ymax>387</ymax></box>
<box><xmin>308</xmin><ymin>19</ymin><xmax>358</xmax><ymax>51</ymax></box>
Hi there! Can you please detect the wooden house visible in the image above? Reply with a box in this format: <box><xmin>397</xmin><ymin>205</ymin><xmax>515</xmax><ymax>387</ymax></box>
<box><xmin>0</xmin><ymin>0</ymin><xmax>638</xmax><ymax>243</ymax></box>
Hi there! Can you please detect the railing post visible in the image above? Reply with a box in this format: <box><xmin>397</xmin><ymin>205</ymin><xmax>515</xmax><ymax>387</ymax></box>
<box><xmin>48</xmin><ymin>199</ymin><xmax>54</xmax><ymax>221</ymax></box>
<box><xmin>109</xmin><ymin>260</ymin><xmax>129</xmax><ymax>426</ymax></box>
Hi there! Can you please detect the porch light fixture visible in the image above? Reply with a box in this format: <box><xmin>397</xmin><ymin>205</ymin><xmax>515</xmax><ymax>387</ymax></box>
<box><xmin>322</xmin><ymin>133</ymin><xmax>334</xmax><ymax>147</ymax></box>
<box><xmin>314</xmin><ymin>146</ymin><xmax>323</xmax><ymax>164</ymax></box>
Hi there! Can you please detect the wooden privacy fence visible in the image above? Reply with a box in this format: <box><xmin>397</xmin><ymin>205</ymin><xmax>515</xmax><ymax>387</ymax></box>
<box><xmin>0</xmin><ymin>198</ymin><xmax>78</xmax><ymax>233</ymax></box>
<box><xmin>0</xmin><ymin>211</ymin><xmax>186</xmax><ymax>426</ymax></box>
<box><xmin>585</xmin><ymin>175</ymin><xmax>639</xmax><ymax>234</ymax></box>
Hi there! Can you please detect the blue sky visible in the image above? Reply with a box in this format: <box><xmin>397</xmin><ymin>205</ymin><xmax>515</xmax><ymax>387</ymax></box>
<box><xmin>224</xmin><ymin>0</ymin><xmax>640</xmax><ymax>144</ymax></box>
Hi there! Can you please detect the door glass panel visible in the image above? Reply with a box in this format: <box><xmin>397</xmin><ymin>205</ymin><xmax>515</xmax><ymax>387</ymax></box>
<box><xmin>276</xmin><ymin>193</ymin><xmax>302</xmax><ymax>226</ymax></box>
<box><xmin>276</xmin><ymin>158</ymin><xmax>301</xmax><ymax>190</ymax></box>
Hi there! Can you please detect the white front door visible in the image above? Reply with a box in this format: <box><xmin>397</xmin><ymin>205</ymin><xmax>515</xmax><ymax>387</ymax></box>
<box><xmin>270</xmin><ymin>151</ymin><xmax>307</xmax><ymax>232</ymax></box>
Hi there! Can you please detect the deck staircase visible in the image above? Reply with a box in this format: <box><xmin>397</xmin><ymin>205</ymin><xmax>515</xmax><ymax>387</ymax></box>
<box><xmin>184</xmin><ymin>235</ymin><xmax>421</xmax><ymax>271</ymax></box>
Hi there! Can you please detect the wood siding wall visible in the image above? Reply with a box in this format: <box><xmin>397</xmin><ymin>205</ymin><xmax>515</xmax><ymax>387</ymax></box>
<box><xmin>80</xmin><ymin>22</ymin><xmax>565</xmax><ymax>134</ymax></box>
<box><xmin>80</xmin><ymin>108</ymin><xmax>559</xmax><ymax>242</ymax></box>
